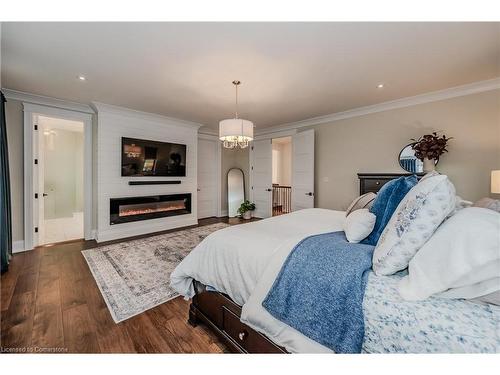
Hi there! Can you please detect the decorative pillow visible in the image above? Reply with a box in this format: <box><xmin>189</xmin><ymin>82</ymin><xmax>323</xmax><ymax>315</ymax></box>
<box><xmin>345</xmin><ymin>192</ymin><xmax>377</xmax><ymax>216</ymax></box>
<box><xmin>362</xmin><ymin>175</ymin><xmax>418</xmax><ymax>246</ymax></box>
<box><xmin>447</xmin><ymin>195</ymin><xmax>473</xmax><ymax>217</ymax></box>
<box><xmin>418</xmin><ymin>170</ymin><xmax>440</xmax><ymax>183</ymax></box>
<box><xmin>398</xmin><ymin>207</ymin><xmax>500</xmax><ymax>300</ymax></box>
<box><xmin>472</xmin><ymin>197</ymin><xmax>500</xmax><ymax>213</ymax></box>
<box><xmin>372</xmin><ymin>174</ymin><xmax>456</xmax><ymax>276</ymax></box>
<box><xmin>343</xmin><ymin>209</ymin><xmax>376</xmax><ymax>243</ymax></box>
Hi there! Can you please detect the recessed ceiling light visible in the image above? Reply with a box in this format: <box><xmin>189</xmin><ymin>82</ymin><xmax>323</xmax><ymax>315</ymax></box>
<box><xmin>377</xmin><ymin>83</ymin><xmax>384</xmax><ymax>89</ymax></box>
<box><xmin>78</xmin><ymin>75</ymin><xmax>86</xmax><ymax>81</ymax></box>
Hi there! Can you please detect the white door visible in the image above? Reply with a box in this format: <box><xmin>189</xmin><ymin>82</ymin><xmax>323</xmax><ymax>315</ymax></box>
<box><xmin>292</xmin><ymin>129</ymin><xmax>315</xmax><ymax>211</ymax></box>
<box><xmin>197</xmin><ymin>138</ymin><xmax>219</xmax><ymax>219</ymax></box>
<box><xmin>251</xmin><ymin>139</ymin><xmax>273</xmax><ymax>218</ymax></box>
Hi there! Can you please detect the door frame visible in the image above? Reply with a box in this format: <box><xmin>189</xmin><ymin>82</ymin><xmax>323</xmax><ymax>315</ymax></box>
<box><xmin>23</xmin><ymin>103</ymin><xmax>93</xmax><ymax>249</ymax></box>
<box><xmin>249</xmin><ymin>129</ymin><xmax>297</xmax><ymax>213</ymax></box>
<box><xmin>291</xmin><ymin>129</ymin><xmax>315</xmax><ymax>211</ymax></box>
<box><xmin>197</xmin><ymin>133</ymin><xmax>222</xmax><ymax>218</ymax></box>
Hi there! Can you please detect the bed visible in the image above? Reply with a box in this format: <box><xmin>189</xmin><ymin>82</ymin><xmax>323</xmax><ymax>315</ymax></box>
<box><xmin>170</xmin><ymin>175</ymin><xmax>500</xmax><ymax>354</ymax></box>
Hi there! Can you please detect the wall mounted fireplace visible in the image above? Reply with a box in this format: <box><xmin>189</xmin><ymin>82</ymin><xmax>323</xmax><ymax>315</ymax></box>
<box><xmin>110</xmin><ymin>193</ymin><xmax>191</xmax><ymax>225</ymax></box>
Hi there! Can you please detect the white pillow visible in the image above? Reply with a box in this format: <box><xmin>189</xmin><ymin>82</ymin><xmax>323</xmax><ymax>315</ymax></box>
<box><xmin>372</xmin><ymin>174</ymin><xmax>456</xmax><ymax>276</ymax></box>
<box><xmin>345</xmin><ymin>192</ymin><xmax>377</xmax><ymax>216</ymax></box>
<box><xmin>398</xmin><ymin>207</ymin><xmax>500</xmax><ymax>301</ymax></box>
<box><xmin>343</xmin><ymin>209</ymin><xmax>376</xmax><ymax>243</ymax></box>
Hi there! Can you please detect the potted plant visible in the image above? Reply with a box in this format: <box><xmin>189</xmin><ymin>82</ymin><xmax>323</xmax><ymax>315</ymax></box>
<box><xmin>237</xmin><ymin>200</ymin><xmax>256</xmax><ymax>220</ymax></box>
<box><xmin>411</xmin><ymin>132</ymin><xmax>452</xmax><ymax>172</ymax></box>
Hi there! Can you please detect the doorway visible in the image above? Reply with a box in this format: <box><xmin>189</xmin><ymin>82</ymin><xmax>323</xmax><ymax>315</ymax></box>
<box><xmin>250</xmin><ymin>129</ymin><xmax>314</xmax><ymax>219</ymax></box>
<box><xmin>23</xmin><ymin>103</ymin><xmax>93</xmax><ymax>249</ymax></box>
<box><xmin>37</xmin><ymin>116</ymin><xmax>84</xmax><ymax>244</ymax></box>
<box><xmin>271</xmin><ymin>137</ymin><xmax>292</xmax><ymax>216</ymax></box>
<box><xmin>197</xmin><ymin>136</ymin><xmax>221</xmax><ymax>219</ymax></box>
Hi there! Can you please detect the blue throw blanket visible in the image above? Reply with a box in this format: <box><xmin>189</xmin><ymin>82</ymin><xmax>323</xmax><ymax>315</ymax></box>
<box><xmin>262</xmin><ymin>231</ymin><xmax>374</xmax><ymax>353</ymax></box>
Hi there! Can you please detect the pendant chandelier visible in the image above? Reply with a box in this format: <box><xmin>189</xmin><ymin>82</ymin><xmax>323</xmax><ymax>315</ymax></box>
<box><xmin>219</xmin><ymin>80</ymin><xmax>254</xmax><ymax>149</ymax></box>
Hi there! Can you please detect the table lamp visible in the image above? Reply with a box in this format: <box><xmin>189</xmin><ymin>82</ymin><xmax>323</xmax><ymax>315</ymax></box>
<box><xmin>491</xmin><ymin>170</ymin><xmax>500</xmax><ymax>194</ymax></box>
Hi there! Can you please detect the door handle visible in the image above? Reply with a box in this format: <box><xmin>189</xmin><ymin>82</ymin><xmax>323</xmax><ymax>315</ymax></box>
<box><xmin>305</xmin><ymin>192</ymin><xmax>313</xmax><ymax>196</ymax></box>
<box><xmin>43</xmin><ymin>193</ymin><xmax>48</xmax><ymax>197</ymax></box>
<box><xmin>266</xmin><ymin>189</ymin><xmax>272</xmax><ymax>192</ymax></box>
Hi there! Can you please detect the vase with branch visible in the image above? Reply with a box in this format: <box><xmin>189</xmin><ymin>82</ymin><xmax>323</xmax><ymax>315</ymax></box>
<box><xmin>411</xmin><ymin>132</ymin><xmax>452</xmax><ymax>172</ymax></box>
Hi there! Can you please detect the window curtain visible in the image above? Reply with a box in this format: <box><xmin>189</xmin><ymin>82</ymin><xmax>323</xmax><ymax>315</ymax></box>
<box><xmin>0</xmin><ymin>90</ymin><xmax>12</xmax><ymax>273</ymax></box>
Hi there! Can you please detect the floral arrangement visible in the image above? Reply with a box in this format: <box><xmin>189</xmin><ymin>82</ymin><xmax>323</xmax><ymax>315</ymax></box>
<box><xmin>237</xmin><ymin>200</ymin><xmax>256</xmax><ymax>215</ymax></box>
<box><xmin>411</xmin><ymin>132</ymin><xmax>452</xmax><ymax>161</ymax></box>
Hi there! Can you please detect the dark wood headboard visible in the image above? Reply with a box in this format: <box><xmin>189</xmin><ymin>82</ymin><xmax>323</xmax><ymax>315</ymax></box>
<box><xmin>357</xmin><ymin>173</ymin><xmax>423</xmax><ymax>195</ymax></box>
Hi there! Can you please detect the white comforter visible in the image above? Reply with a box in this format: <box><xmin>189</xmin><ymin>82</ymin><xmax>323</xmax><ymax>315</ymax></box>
<box><xmin>171</xmin><ymin>208</ymin><xmax>500</xmax><ymax>353</ymax></box>
<box><xmin>171</xmin><ymin>208</ymin><xmax>346</xmax><ymax>306</ymax></box>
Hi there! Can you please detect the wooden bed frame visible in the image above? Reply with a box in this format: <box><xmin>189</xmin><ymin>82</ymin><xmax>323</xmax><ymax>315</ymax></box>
<box><xmin>188</xmin><ymin>173</ymin><xmax>416</xmax><ymax>353</ymax></box>
<box><xmin>188</xmin><ymin>287</ymin><xmax>287</xmax><ymax>353</ymax></box>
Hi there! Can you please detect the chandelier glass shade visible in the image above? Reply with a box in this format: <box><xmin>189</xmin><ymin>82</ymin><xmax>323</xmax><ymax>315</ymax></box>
<box><xmin>219</xmin><ymin>81</ymin><xmax>254</xmax><ymax>149</ymax></box>
<box><xmin>219</xmin><ymin>118</ymin><xmax>254</xmax><ymax>149</ymax></box>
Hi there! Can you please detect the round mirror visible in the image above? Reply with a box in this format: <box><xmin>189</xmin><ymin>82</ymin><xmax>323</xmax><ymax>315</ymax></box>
<box><xmin>398</xmin><ymin>143</ymin><xmax>437</xmax><ymax>173</ymax></box>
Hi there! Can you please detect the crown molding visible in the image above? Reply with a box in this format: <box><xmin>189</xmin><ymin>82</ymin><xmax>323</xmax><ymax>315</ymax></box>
<box><xmin>198</xmin><ymin>133</ymin><xmax>219</xmax><ymax>141</ymax></box>
<box><xmin>256</xmin><ymin>77</ymin><xmax>500</xmax><ymax>136</ymax></box>
<box><xmin>1</xmin><ymin>88</ymin><xmax>94</xmax><ymax>114</ymax></box>
<box><xmin>198</xmin><ymin>127</ymin><xmax>219</xmax><ymax>137</ymax></box>
<box><xmin>91</xmin><ymin>101</ymin><xmax>204</xmax><ymax>130</ymax></box>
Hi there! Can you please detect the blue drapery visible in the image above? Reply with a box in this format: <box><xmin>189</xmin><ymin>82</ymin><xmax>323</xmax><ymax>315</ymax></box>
<box><xmin>1</xmin><ymin>90</ymin><xmax>12</xmax><ymax>273</ymax></box>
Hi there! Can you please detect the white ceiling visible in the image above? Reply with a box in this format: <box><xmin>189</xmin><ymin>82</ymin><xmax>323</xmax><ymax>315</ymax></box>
<box><xmin>2</xmin><ymin>22</ymin><xmax>499</xmax><ymax>132</ymax></box>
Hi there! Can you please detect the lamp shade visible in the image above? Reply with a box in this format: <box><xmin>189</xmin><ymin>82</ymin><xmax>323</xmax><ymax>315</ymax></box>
<box><xmin>491</xmin><ymin>170</ymin><xmax>500</xmax><ymax>194</ymax></box>
<box><xmin>219</xmin><ymin>118</ymin><xmax>254</xmax><ymax>140</ymax></box>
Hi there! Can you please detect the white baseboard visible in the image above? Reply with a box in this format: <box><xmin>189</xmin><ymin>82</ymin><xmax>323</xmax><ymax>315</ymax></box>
<box><xmin>218</xmin><ymin>210</ymin><xmax>228</xmax><ymax>217</ymax></box>
<box><xmin>12</xmin><ymin>240</ymin><xmax>27</xmax><ymax>253</ymax></box>
<box><xmin>95</xmin><ymin>217</ymin><xmax>198</xmax><ymax>243</ymax></box>
<box><xmin>86</xmin><ymin>229</ymin><xmax>97</xmax><ymax>241</ymax></box>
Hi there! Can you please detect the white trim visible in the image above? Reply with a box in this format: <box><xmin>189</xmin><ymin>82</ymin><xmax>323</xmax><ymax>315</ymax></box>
<box><xmin>83</xmin><ymin>114</ymin><xmax>93</xmax><ymax>240</ymax></box>
<box><xmin>216</xmin><ymin>139</ymin><xmax>222</xmax><ymax>218</ymax></box>
<box><xmin>219</xmin><ymin>209</ymin><xmax>228</xmax><ymax>217</ymax></box>
<box><xmin>23</xmin><ymin>108</ymin><xmax>34</xmax><ymax>250</ymax></box>
<box><xmin>249</xmin><ymin>142</ymin><xmax>256</xmax><ymax>206</ymax></box>
<box><xmin>197</xmin><ymin>133</ymin><xmax>223</xmax><ymax>218</ymax></box>
<box><xmin>256</xmin><ymin>77</ymin><xmax>500</xmax><ymax>135</ymax></box>
<box><xmin>197</xmin><ymin>133</ymin><xmax>219</xmax><ymax>141</ymax></box>
<box><xmin>23</xmin><ymin>103</ymin><xmax>92</xmax><ymax>124</ymax></box>
<box><xmin>3</xmin><ymin>88</ymin><xmax>94</xmax><ymax>114</ymax></box>
<box><xmin>23</xmin><ymin>103</ymin><xmax>94</xmax><ymax>250</ymax></box>
<box><xmin>254</xmin><ymin>128</ymin><xmax>297</xmax><ymax>140</ymax></box>
<box><xmin>12</xmin><ymin>240</ymin><xmax>26</xmax><ymax>253</ymax></box>
<box><xmin>198</xmin><ymin>128</ymin><xmax>219</xmax><ymax>137</ymax></box>
<box><xmin>91</xmin><ymin>102</ymin><xmax>205</xmax><ymax>130</ymax></box>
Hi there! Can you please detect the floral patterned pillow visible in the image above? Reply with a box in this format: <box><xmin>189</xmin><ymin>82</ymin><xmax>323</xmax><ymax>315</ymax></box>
<box><xmin>372</xmin><ymin>174</ymin><xmax>456</xmax><ymax>276</ymax></box>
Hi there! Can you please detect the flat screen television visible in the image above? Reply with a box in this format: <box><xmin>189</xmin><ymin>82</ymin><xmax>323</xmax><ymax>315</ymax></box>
<box><xmin>121</xmin><ymin>137</ymin><xmax>187</xmax><ymax>177</ymax></box>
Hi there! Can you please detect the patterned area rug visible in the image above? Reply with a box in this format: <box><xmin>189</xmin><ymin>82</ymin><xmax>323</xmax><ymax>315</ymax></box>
<box><xmin>82</xmin><ymin>222</ymin><xmax>229</xmax><ymax>323</ymax></box>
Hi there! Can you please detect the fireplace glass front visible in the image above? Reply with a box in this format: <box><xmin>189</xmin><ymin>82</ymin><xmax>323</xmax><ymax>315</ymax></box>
<box><xmin>110</xmin><ymin>193</ymin><xmax>191</xmax><ymax>225</ymax></box>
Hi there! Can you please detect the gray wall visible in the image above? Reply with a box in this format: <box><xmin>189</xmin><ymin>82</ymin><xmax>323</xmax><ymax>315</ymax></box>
<box><xmin>5</xmin><ymin>89</ymin><xmax>499</xmax><ymax>240</ymax></box>
<box><xmin>306</xmin><ymin>89</ymin><xmax>500</xmax><ymax>210</ymax></box>
<box><xmin>221</xmin><ymin>147</ymin><xmax>250</xmax><ymax>213</ymax></box>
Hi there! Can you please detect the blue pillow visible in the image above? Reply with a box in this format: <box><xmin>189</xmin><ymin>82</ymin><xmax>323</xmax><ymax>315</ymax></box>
<box><xmin>361</xmin><ymin>175</ymin><xmax>418</xmax><ymax>246</ymax></box>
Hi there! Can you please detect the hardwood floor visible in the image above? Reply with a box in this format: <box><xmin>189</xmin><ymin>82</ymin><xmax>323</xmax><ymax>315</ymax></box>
<box><xmin>0</xmin><ymin>217</ymin><xmax>253</xmax><ymax>353</ymax></box>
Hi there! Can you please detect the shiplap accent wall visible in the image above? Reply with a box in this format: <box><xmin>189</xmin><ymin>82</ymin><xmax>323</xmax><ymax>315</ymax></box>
<box><xmin>94</xmin><ymin>103</ymin><xmax>201</xmax><ymax>242</ymax></box>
